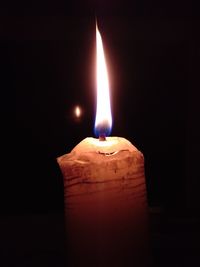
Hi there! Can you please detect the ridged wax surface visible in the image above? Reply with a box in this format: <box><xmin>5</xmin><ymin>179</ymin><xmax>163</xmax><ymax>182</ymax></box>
<box><xmin>57</xmin><ymin>137</ymin><xmax>149</xmax><ymax>267</ymax></box>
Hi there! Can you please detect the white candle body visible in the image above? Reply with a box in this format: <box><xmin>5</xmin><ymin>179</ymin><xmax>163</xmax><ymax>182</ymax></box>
<box><xmin>57</xmin><ymin>137</ymin><xmax>149</xmax><ymax>267</ymax></box>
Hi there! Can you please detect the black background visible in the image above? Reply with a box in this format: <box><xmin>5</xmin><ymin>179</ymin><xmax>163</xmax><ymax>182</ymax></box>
<box><xmin>1</xmin><ymin>0</ymin><xmax>200</xmax><ymax>266</ymax></box>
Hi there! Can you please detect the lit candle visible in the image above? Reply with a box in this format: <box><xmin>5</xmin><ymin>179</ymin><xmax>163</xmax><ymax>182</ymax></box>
<box><xmin>57</xmin><ymin>24</ymin><xmax>149</xmax><ymax>267</ymax></box>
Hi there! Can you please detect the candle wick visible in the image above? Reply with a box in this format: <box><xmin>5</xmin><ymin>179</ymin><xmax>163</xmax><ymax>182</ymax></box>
<box><xmin>99</xmin><ymin>134</ymin><xmax>106</xmax><ymax>141</ymax></box>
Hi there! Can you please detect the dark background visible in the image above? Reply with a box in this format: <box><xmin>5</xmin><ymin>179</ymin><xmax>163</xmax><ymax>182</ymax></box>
<box><xmin>1</xmin><ymin>0</ymin><xmax>200</xmax><ymax>266</ymax></box>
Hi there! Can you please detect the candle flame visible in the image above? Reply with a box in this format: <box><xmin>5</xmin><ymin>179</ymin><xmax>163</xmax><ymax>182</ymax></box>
<box><xmin>94</xmin><ymin>23</ymin><xmax>112</xmax><ymax>138</ymax></box>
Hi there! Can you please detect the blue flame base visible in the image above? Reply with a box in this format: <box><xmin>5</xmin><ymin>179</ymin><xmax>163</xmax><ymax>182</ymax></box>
<box><xmin>94</xmin><ymin>123</ymin><xmax>112</xmax><ymax>138</ymax></box>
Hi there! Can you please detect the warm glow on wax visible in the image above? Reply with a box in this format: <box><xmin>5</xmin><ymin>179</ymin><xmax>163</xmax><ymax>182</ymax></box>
<box><xmin>95</xmin><ymin>24</ymin><xmax>112</xmax><ymax>137</ymax></box>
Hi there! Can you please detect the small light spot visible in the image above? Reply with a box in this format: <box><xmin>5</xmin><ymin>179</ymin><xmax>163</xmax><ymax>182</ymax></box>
<box><xmin>74</xmin><ymin>106</ymin><xmax>81</xmax><ymax>118</ymax></box>
<box><xmin>74</xmin><ymin>105</ymin><xmax>82</xmax><ymax>119</ymax></box>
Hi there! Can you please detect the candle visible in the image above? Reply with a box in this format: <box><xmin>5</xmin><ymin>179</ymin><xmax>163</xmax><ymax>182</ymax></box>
<box><xmin>57</xmin><ymin>24</ymin><xmax>149</xmax><ymax>267</ymax></box>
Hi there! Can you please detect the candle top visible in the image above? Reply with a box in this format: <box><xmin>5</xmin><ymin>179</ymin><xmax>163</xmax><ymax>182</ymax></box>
<box><xmin>71</xmin><ymin>137</ymin><xmax>138</xmax><ymax>155</ymax></box>
<box><xmin>57</xmin><ymin>137</ymin><xmax>144</xmax><ymax>166</ymax></box>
